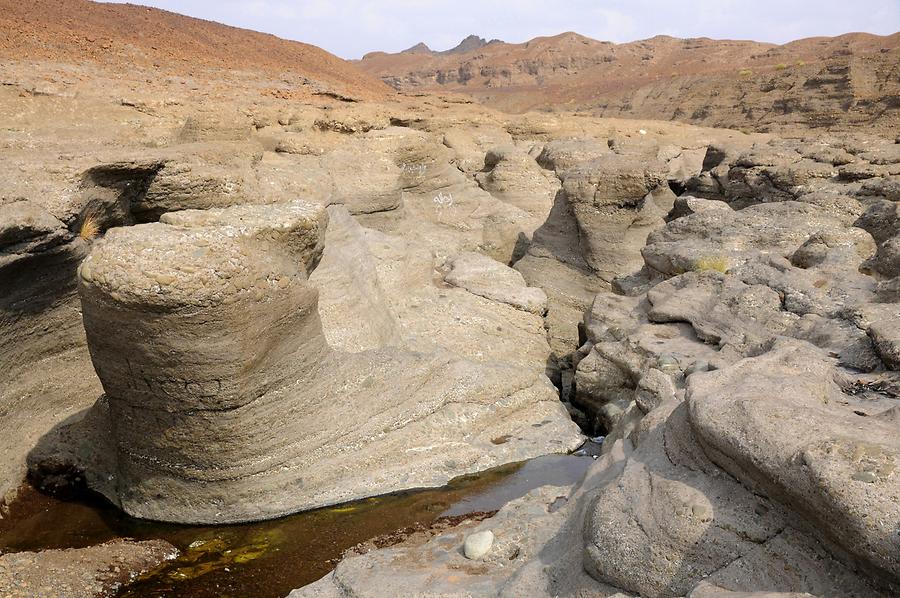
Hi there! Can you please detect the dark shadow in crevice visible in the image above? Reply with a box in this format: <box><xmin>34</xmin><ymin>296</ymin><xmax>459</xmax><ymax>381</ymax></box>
<box><xmin>77</xmin><ymin>162</ymin><xmax>164</xmax><ymax>227</ymax></box>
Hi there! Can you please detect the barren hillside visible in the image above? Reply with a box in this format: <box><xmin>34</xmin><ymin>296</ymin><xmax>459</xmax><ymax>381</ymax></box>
<box><xmin>359</xmin><ymin>31</ymin><xmax>900</xmax><ymax>131</ymax></box>
<box><xmin>0</xmin><ymin>0</ymin><xmax>392</xmax><ymax>100</ymax></box>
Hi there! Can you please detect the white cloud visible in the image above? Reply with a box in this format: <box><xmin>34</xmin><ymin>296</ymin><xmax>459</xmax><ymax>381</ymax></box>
<box><xmin>589</xmin><ymin>8</ymin><xmax>638</xmax><ymax>42</ymax></box>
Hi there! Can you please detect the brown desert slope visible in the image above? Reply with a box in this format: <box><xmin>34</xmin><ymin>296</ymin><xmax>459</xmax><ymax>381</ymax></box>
<box><xmin>359</xmin><ymin>31</ymin><xmax>900</xmax><ymax>131</ymax></box>
<box><xmin>0</xmin><ymin>0</ymin><xmax>392</xmax><ymax>100</ymax></box>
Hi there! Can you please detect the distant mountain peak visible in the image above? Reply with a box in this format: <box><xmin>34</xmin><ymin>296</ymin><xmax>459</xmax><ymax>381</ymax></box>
<box><xmin>395</xmin><ymin>36</ymin><xmax>504</xmax><ymax>58</ymax></box>
<box><xmin>444</xmin><ymin>35</ymin><xmax>489</xmax><ymax>54</ymax></box>
<box><xmin>401</xmin><ymin>42</ymin><xmax>432</xmax><ymax>54</ymax></box>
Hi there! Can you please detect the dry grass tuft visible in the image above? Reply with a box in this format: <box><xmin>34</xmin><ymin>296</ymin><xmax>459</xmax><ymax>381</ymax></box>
<box><xmin>739</xmin><ymin>68</ymin><xmax>754</xmax><ymax>77</ymax></box>
<box><xmin>695</xmin><ymin>255</ymin><xmax>729</xmax><ymax>273</ymax></box>
<box><xmin>79</xmin><ymin>214</ymin><xmax>100</xmax><ymax>241</ymax></box>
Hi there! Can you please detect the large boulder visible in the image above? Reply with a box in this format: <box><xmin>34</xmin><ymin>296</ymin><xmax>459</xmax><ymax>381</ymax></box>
<box><xmin>561</xmin><ymin>153</ymin><xmax>670</xmax><ymax>282</ymax></box>
<box><xmin>687</xmin><ymin>340</ymin><xmax>900</xmax><ymax>588</ymax></box>
<box><xmin>855</xmin><ymin>199</ymin><xmax>899</xmax><ymax>245</ymax></box>
<box><xmin>867</xmin><ymin>236</ymin><xmax>900</xmax><ymax>278</ymax></box>
<box><xmin>476</xmin><ymin>145</ymin><xmax>560</xmax><ymax>218</ymax></box>
<box><xmin>28</xmin><ymin>201</ymin><xmax>582</xmax><ymax>524</ymax></box>
<box><xmin>444</xmin><ymin>251</ymin><xmax>548</xmax><ymax>315</ymax></box>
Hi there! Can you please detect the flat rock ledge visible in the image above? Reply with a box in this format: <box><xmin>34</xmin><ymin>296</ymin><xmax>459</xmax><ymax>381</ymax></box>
<box><xmin>0</xmin><ymin>539</ymin><xmax>177</xmax><ymax>598</ymax></box>
<box><xmin>27</xmin><ymin>200</ymin><xmax>582</xmax><ymax>524</ymax></box>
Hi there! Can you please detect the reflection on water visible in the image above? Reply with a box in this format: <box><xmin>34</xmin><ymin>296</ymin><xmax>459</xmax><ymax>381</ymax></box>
<box><xmin>0</xmin><ymin>452</ymin><xmax>595</xmax><ymax>598</ymax></box>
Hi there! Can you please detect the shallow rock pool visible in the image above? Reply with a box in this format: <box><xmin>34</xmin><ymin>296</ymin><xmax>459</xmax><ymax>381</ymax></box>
<box><xmin>0</xmin><ymin>450</ymin><xmax>598</xmax><ymax>597</ymax></box>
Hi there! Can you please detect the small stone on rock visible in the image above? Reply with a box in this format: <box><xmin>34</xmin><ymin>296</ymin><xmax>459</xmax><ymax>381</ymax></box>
<box><xmin>464</xmin><ymin>530</ymin><xmax>494</xmax><ymax>560</ymax></box>
<box><xmin>852</xmin><ymin>471</ymin><xmax>878</xmax><ymax>483</ymax></box>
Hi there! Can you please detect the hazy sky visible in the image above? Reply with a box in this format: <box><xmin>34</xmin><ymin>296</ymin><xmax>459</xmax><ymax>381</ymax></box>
<box><xmin>102</xmin><ymin>1</ymin><xmax>900</xmax><ymax>59</ymax></box>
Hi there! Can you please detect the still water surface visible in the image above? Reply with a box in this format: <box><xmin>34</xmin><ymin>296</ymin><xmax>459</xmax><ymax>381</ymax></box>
<box><xmin>0</xmin><ymin>451</ymin><xmax>596</xmax><ymax>597</ymax></box>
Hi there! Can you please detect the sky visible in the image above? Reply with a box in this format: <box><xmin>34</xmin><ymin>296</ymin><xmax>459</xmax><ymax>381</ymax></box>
<box><xmin>101</xmin><ymin>0</ymin><xmax>900</xmax><ymax>59</ymax></box>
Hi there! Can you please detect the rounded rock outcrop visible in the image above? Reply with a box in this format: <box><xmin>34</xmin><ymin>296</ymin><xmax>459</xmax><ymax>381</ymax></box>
<box><xmin>29</xmin><ymin>200</ymin><xmax>582</xmax><ymax>524</ymax></box>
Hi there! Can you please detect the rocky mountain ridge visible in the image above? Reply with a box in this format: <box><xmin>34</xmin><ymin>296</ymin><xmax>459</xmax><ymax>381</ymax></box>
<box><xmin>376</xmin><ymin>35</ymin><xmax>501</xmax><ymax>59</ymax></box>
<box><xmin>358</xmin><ymin>31</ymin><xmax>900</xmax><ymax>132</ymax></box>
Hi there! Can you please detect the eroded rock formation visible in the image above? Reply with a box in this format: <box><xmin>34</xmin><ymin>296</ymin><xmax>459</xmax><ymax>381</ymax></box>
<box><xmin>304</xmin><ymin>135</ymin><xmax>900</xmax><ymax>597</ymax></box>
<box><xmin>2</xmin><ymin>6</ymin><xmax>898</xmax><ymax>595</ymax></box>
<box><xmin>28</xmin><ymin>201</ymin><xmax>581</xmax><ymax>524</ymax></box>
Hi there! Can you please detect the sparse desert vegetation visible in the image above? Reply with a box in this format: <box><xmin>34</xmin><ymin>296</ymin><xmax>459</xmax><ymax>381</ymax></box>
<box><xmin>694</xmin><ymin>254</ymin><xmax>730</xmax><ymax>273</ymax></box>
<box><xmin>78</xmin><ymin>214</ymin><xmax>100</xmax><ymax>241</ymax></box>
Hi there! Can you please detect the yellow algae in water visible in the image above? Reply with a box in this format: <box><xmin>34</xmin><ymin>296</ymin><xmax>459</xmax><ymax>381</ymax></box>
<box><xmin>187</xmin><ymin>537</ymin><xmax>229</xmax><ymax>554</ymax></box>
<box><xmin>328</xmin><ymin>504</ymin><xmax>360</xmax><ymax>514</ymax></box>
<box><xmin>251</xmin><ymin>528</ymin><xmax>285</xmax><ymax>545</ymax></box>
<box><xmin>230</xmin><ymin>544</ymin><xmax>269</xmax><ymax>564</ymax></box>
<box><xmin>220</xmin><ymin>532</ymin><xmax>274</xmax><ymax>566</ymax></box>
<box><xmin>167</xmin><ymin>560</ymin><xmax>226</xmax><ymax>581</ymax></box>
<box><xmin>181</xmin><ymin>537</ymin><xmax>229</xmax><ymax>563</ymax></box>
<box><xmin>161</xmin><ymin>533</ymin><xmax>275</xmax><ymax>580</ymax></box>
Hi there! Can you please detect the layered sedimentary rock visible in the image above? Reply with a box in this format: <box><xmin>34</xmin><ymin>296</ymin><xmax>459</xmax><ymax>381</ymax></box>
<box><xmin>28</xmin><ymin>200</ymin><xmax>581</xmax><ymax>524</ymax></box>
<box><xmin>0</xmin><ymin>67</ymin><xmax>737</xmax><ymax>515</ymax></box>
<box><xmin>0</xmin><ymin>198</ymin><xmax>99</xmax><ymax>503</ymax></box>
<box><xmin>5</xmin><ymin>24</ymin><xmax>899</xmax><ymax>593</ymax></box>
<box><xmin>358</xmin><ymin>31</ymin><xmax>900</xmax><ymax>134</ymax></box>
<box><xmin>560</xmin><ymin>153</ymin><xmax>670</xmax><ymax>282</ymax></box>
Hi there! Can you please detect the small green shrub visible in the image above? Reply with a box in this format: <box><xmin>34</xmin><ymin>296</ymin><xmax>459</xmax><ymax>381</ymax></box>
<box><xmin>694</xmin><ymin>255</ymin><xmax>730</xmax><ymax>273</ymax></box>
<box><xmin>739</xmin><ymin>68</ymin><xmax>753</xmax><ymax>77</ymax></box>
<box><xmin>775</xmin><ymin>63</ymin><xmax>788</xmax><ymax>70</ymax></box>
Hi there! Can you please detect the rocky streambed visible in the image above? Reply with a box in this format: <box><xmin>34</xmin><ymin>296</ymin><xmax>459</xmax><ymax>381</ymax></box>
<box><xmin>300</xmin><ymin>128</ymin><xmax>900</xmax><ymax>597</ymax></box>
<box><xmin>1</xmin><ymin>55</ymin><xmax>899</xmax><ymax>597</ymax></box>
<box><xmin>0</xmin><ymin>452</ymin><xmax>597</xmax><ymax>597</ymax></box>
